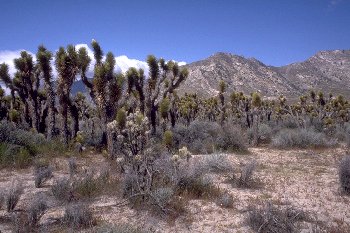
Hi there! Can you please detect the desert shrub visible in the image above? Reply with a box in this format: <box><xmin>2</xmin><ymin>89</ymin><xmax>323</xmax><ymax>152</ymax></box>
<box><xmin>172</xmin><ymin>120</ymin><xmax>221</xmax><ymax>154</ymax></box>
<box><xmin>248</xmin><ymin>123</ymin><xmax>273</xmax><ymax>144</ymax></box>
<box><xmin>279</xmin><ymin>117</ymin><xmax>299</xmax><ymax>129</ymax></box>
<box><xmin>215</xmin><ymin>124</ymin><xmax>247</xmax><ymax>152</ymax></box>
<box><xmin>305</xmin><ymin>117</ymin><xmax>324</xmax><ymax>132</ymax></box>
<box><xmin>27</xmin><ymin>194</ymin><xmax>48</xmax><ymax>227</ymax></box>
<box><xmin>0</xmin><ymin>121</ymin><xmax>64</xmax><ymax>167</ymax></box>
<box><xmin>73</xmin><ymin>172</ymin><xmax>99</xmax><ymax>199</ymax></box>
<box><xmin>5</xmin><ymin>182</ymin><xmax>24</xmax><ymax>212</ymax></box>
<box><xmin>334</xmin><ymin>123</ymin><xmax>350</xmax><ymax>147</ymax></box>
<box><xmin>339</xmin><ymin>155</ymin><xmax>350</xmax><ymax>194</ymax></box>
<box><xmin>203</xmin><ymin>154</ymin><xmax>233</xmax><ymax>173</ymax></box>
<box><xmin>176</xmin><ymin>163</ymin><xmax>220</xmax><ymax>199</ymax></box>
<box><xmin>80</xmin><ymin>117</ymin><xmax>104</xmax><ymax>147</ymax></box>
<box><xmin>272</xmin><ymin>128</ymin><xmax>337</xmax><ymax>149</ymax></box>
<box><xmin>51</xmin><ymin>178</ymin><xmax>74</xmax><ymax>202</ymax></box>
<box><xmin>5</xmin><ymin>125</ymin><xmax>46</xmax><ymax>156</ymax></box>
<box><xmin>68</xmin><ymin>157</ymin><xmax>77</xmax><ymax>177</ymax></box>
<box><xmin>95</xmin><ymin>223</ymin><xmax>149</xmax><ymax>233</ymax></box>
<box><xmin>216</xmin><ymin>192</ymin><xmax>234</xmax><ymax>208</ymax></box>
<box><xmin>247</xmin><ymin>203</ymin><xmax>307</xmax><ymax>233</ymax></box>
<box><xmin>151</xmin><ymin>187</ymin><xmax>174</xmax><ymax>209</ymax></box>
<box><xmin>237</xmin><ymin>161</ymin><xmax>257</xmax><ymax>188</ymax></box>
<box><xmin>0</xmin><ymin>143</ymin><xmax>32</xmax><ymax>168</ymax></box>
<box><xmin>63</xmin><ymin>203</ymin><xmax>95</xmax><ymax>229</ymax></box>
<box><xmin>163</xmin><ymin>130</ymin><xmax>173</xmax><ymax>149</ymax></box>
<box><xmin>73</xmin><ymin>167</ymin><xmax>111</xmax><ymax>199</ymax></box>
<box><xmin>34</xmin><ymin>165</ymin><xmax>53</xmax><ymax>188</ymax></box>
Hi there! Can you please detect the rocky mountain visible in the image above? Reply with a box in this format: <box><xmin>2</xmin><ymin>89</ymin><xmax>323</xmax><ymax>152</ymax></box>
<box><xmin>179</xmin><ymin>50</ymin><xmax>350</xmax><ymax>98</ymax></box>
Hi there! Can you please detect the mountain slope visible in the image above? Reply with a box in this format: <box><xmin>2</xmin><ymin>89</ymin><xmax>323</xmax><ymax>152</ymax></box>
<box><xmin>275</xmin><ymin>50</ymin><xmax>350</xmax><ymax>97</ymax></box>
<box><xmin>179</xmin><ymin>50</ymin><xmax>350</xmax><ymax>98</ymax></box>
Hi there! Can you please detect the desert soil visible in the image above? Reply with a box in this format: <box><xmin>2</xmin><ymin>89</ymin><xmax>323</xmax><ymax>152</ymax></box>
<box><xmin>0</xmin><ymin>145</ymin><xmax>349</xmax><ymax>232</ymax></box>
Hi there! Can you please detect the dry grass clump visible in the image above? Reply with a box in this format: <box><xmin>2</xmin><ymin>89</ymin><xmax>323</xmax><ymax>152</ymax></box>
<box><xmin>34</xmin><ymin>164</ymin><xmax>53</xmax><ymax>188</ymax></box>
<box><xmin>226</xmin><ymin>161</ymin><xmax>258</xmax><ymax>189</ymax></box>
<box><xmin>247</xmin><ymin>203</ymin><xmax>307</xmax><ymax>233</ymax></box>
<box><xmin>5</xmin><ymin>181</ymin><xmax>23</xmax><ymax>212</ymax></box>
<box><xmin>237</xmin><ymin>161</ymin><xmax>257</xmax><ymax>188</ymax></box>
<box><xmin>63</xmin><ymin>203</ymin><xmax>95</xmax><ymax>229</ymax></box>
<box><xmin>27</xmin><ymin>194</ymin><xmax>48</xmax><ymax>227</ymax></box>
<box><xmin>51</xmin><ymin>178</ymin><xmax>74</xmax><ymax>202</ymax></box>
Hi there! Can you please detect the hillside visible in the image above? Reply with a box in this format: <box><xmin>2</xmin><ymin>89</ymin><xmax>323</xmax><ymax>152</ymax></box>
<box><xmin>179</xmin><ymin>50</ymin><xmax>350</xmax><ymax>98</ymax></box>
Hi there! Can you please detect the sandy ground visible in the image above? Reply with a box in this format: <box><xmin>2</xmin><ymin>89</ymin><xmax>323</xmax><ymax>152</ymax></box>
<box><xmin>0</xmin><ymin>145</ymin><xmax>349</xmax><ymax>232</ymax></box>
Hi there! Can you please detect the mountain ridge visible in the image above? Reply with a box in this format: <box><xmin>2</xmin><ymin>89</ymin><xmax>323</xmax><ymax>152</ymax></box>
<box><xmin>178</xmin><ymin>49</ymin><xmax>350</xmax><ymax>98</ymax></box>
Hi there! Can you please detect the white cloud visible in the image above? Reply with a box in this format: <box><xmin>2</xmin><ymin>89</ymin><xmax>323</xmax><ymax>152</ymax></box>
<box><xmin>0</xmin><ymin>50</ymin><xmax>35</xmax><ymax>75</ymax></box>
<box><xmin>0</xmin><ymin>44</ymin><xmax>187</xmax><ymax>94</ymax></box>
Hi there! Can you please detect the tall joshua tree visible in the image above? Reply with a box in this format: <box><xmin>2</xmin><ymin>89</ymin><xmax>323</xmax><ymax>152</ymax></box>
<box><xmin>79</xmin><ymin>40</ymin><xmax>124</xmax><ymax>145</ymax></box>
<box><xmin>13</xmin><ymin>51</ymin><xmax>40</xmax><ymax>131</ymax></box>
<box><xmin>0</xmin><ymin>63</ymin><xmax>33</xmax><ymax>125</ymax></box>
<box><xmin>37</xmin><ymin>45</ymin><xmax>56</xmax><ymax>139</ymax></box>
<box><xmin>55</xmin><ymin>45</ymin><xmax>80</xmax><ymax>144</ymax></box>
<box><xmin>145</xmin><ymin>56</ymin><xmax>188</xmax><ymax>133</ymax></box>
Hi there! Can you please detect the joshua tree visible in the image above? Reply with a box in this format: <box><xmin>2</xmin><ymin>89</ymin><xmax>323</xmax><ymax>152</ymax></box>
<box><xmin>0</xmin><ymin>63</ymin><xmax>33</xmax><ymax>125</ymax></box>
<box><xmin>79</xmin><ymin>40</ymin><xmax>124</xmax><ymax>145</ymax></box>
<box><xmin>36</xmin><ymin>46</ymin><xmax>56</xmax><ymax>139</ymax></box>
<box><xmin>145</xmin><ymin>56</ymin><xmax>188</xmax><ymax>133</ymax></box>
<box><xmin>13</xmin><ymin>51</ymin><xmax>41</xmax><ymax>131</ymax></box>
<box><xmin>218</xmin><ymin>80</ymin><xmax>226</xmax><ymax>125</ymax></box>
<box><xmin>55</xmin><ymin>45</ymin><xmax>80</xmax><ymax>144</ymax></box>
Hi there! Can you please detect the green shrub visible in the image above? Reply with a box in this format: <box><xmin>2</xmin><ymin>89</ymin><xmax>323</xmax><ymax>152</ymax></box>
<box><xmin>163</xmin><ymin>130</ymin><xmax>173</xmax><ymax>149</ymax></box>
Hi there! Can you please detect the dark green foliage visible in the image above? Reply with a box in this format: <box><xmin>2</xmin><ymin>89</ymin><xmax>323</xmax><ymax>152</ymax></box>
<box><xmin>163</xmin><ymin>130</ymin><xmax>173</xmax><ymax>149</ymax></box>
<box><xmin>116</xmin><ymin>108</ymin><xmax>127</xmax><ymax>129</ymax></box>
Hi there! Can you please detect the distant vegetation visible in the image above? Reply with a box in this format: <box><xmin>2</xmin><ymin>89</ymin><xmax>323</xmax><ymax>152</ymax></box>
<box><xmin>0</xmin><ymin>40</ymin><xmax>349</xmax><ymax>231</ymax></box>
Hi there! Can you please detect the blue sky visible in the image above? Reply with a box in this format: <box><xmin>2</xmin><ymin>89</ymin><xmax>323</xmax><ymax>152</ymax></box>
<box><xmin>0</xmin><ymin>0</ymin><xmax>349</xmax><ymax>67</ymax></box>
